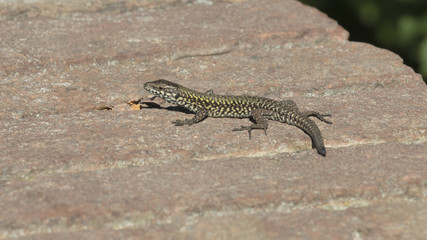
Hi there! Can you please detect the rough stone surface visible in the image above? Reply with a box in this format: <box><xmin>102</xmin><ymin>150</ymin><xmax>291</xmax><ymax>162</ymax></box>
<box><xmin>1</xmin><ymin>0</ymin><xmax>426</xmax><ymax>239</ymax></box>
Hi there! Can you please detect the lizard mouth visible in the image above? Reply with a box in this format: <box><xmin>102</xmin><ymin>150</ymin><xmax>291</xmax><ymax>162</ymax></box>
<box><xmin>143</xmin><ymin>83</ymin><xmax>156</xmax><ymax>92</ymax></box>
<box><xmin>144</xmin><ymin>84</ymin><xmax>163</xmax><ymax>98</ymax></box>
<box><xmin>144</xmin><ymin>86</ymin><xmax>160</xmax><ymax>96</ymax></box>
<box><xmin>144</xmin><ymin>85</ymin><xmax>178</xmax><ymax>104</ymax></box>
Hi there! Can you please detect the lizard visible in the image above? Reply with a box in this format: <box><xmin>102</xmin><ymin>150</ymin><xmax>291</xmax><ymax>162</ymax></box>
<box><xmin>144</xmin><ymin>79</ymin><xmax>332</xmax><ymax>156</ymax></box>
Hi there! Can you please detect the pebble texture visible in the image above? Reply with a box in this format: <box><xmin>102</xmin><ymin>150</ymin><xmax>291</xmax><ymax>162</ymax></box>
<box><xmin>1</xmin><ymin>0</ymin><xmax>426</xmax><ymax>239</ymax></box>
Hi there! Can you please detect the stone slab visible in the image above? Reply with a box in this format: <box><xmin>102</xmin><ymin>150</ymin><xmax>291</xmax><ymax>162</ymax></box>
<box><xmin>0</xmin><ymin>0</ymin><xmax>426</xmax><ymax>239</ymax></box>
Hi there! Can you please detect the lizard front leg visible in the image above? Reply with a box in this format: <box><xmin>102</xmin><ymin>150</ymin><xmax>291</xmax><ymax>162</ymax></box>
<box><xmin>232</xmin><ymin>109</ymin><xmax>272</xmax><ymax>139</ymax></box>
<box><xmin>172</xmin><ymin>109</ymin><xmax>208</xmax><ymax>126</ymax></box>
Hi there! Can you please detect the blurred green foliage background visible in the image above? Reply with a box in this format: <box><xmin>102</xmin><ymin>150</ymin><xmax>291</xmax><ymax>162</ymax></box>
<box><xmin>300</xmin><ymin>0</ymin><xmax>427</xmax><ymax>84</ymax></box>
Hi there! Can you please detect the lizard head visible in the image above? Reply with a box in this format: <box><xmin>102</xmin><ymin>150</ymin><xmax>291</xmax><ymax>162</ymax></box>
<box><xmin>144</xmin><ymin>79</ymin><xmax>183</xmax><ymax>104</ymax></box>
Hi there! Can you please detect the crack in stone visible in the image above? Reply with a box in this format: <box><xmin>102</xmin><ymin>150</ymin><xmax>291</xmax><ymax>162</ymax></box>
<box><xmin>172</xmin><ymin>48</ymin><xmax>233</xmax><ymax>60</ymax></box>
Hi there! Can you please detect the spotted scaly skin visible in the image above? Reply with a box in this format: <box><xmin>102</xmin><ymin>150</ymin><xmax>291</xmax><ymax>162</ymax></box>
<box><xmin>144</xmin><ymin>79</ymin><xmax>332</xmax><ymax>156</ymax></box>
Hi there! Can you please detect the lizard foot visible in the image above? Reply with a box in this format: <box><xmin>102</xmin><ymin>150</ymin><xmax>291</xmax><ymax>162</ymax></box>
<box><xmin>232</xmin><ymin>125</ymin><xmax>267</xmax><ymax>139</ymax></box>
<box><xmin>302</xmin><ymin>111</ymin><xmax>333</xmax><ymax>124</ymax></box>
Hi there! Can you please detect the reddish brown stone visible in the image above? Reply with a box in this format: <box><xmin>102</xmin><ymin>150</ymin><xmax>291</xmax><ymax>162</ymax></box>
<box><xmin>0</xmin><ymin>0</ymin><xmax>426</xmax><ymax>239</ymax></box>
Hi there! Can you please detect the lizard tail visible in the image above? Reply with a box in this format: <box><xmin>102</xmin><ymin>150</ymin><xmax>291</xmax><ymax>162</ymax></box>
<box><xmin>294</xmin><ymin>116</ymin><xmax>327</xmax><ymax>156</ymax></box>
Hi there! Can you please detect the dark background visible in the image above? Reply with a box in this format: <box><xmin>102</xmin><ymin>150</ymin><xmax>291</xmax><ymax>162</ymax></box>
<box><xmin>300</xmin><ymin>0</ymin><xmax>427</xmax><ymax>84</ymax></box>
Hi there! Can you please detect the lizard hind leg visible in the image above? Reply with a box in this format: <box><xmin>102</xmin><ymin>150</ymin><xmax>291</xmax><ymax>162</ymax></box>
<box><xmin>279</xmin><ymin>100</ymin><xmax>300</xmax><ymax>113</ymax></box>
<box><xmin>301</xmin><ymin>111</ymin><xmax>333</xmax><ymax>124</ymax></box>
<box><xmin>232</xmin><ymin>109</ymin><xmax>270</xmax><ymax>139</ymax></box>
